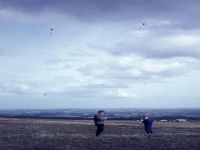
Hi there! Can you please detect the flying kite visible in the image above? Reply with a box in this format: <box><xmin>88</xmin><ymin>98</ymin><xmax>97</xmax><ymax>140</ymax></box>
<box><xmin>50</xmin><ymin>28</ymin><xmax>54</xmax><ymax>36</ymax></box>
<box><xmin>138</xmin><ymin>22</ymin><xmax>146</xmax><ymax>30</ymax></box>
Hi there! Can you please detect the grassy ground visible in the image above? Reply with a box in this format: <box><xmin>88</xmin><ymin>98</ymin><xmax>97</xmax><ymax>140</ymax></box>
<box><xmin>0</xmin><ymin>118</ymin><xmax>199</xmax><ymax>150</ymax></box>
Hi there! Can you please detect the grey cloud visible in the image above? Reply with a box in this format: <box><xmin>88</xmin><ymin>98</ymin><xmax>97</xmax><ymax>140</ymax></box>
<box><xmin>55</xmin><ymin>87</ymin><xmax>133</xmax><ymax>99</ymax></box>
<box><xmin>1</xmin><ymin>0</ymin><xmax>200</xmax><ymax>25</ymax></box>
<box><xmin>77</xmin><ymin>58</ymin><xmax>194</xmax><ymax>85</ymax></box>
<box><xmin>0</xmin><ymin>48</ymin><xmax>22</xmax><ymax>57</ymax></box>
<box><xmin>150</xmin><ymin>20</ymin><xmax>200</xmax><ymax>31</ymax></box>
<box><xmin>109</xmin><ymin>43</ymin><xmax>200</xmax><ymax>59</ymax></box>
<box><xmin>82</xmin><ymin>83</ymin><xmax>124</xmax><ymax>89</ymax></box>
<box><xmin>0</xmin><ymin>79</ymin><xmax>49</xmax><ymax>95</ymax></box>
<box><xmin>52</xmin><ymin>87</ymin><xmax>103</xmax><ymax>98</ymax></box>
<box><xmin>0</xmin><ymin>49</ymin><xmax>8</xmax><ymax>56</ymax></box>
<box><xmin>103</xmin><ymin>32</ymin><xmax>200</xmax><ymax>58</ymax></box>
<box><xmin>0</xmin><ymin>83</ymin><xmax>31</xmax><ymax>95</ymax></box>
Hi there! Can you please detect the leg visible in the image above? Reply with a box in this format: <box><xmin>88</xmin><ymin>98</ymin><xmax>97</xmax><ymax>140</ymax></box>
<box><xmin>100</xmin><ymin>124</ymin><xmax>104</xmax><ymax>134</ymax></box>
<box><xmin>96</xmin><ymin>124</ymin><xmax>104</xmax><ymax>136</ymax></box>
<box><xmin>149</xmin><ymin>127</ymin><xmax>153</xmax><ymax>134</ymax></box>
<box><xmin>96</xmin><ymin>125</ymin><xmax>101</xmax><ymax>136</ymax></box>
<box><xmin>145</xmin><ymin>126</ymin><xmax>150</xmax><ymax>134</ymax></box>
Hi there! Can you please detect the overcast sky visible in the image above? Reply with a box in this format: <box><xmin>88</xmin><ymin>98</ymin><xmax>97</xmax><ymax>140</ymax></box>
<box><xmin>0</xmin><ymin>0</ymin><xmax>200</xmax><ymax>109</ymax></box>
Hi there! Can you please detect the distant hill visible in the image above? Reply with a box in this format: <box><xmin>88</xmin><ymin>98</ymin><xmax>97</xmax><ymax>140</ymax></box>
<box><xmin>0</xmin><ymin>108</ymin><xmax>199</xmax><ymax>120</ymax></box>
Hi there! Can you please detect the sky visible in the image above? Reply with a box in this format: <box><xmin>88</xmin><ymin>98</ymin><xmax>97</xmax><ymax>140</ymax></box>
<box><xmin>0</xmin><ymin>0</ymin><xmax>200</xmax><ymax>109</ymax></box>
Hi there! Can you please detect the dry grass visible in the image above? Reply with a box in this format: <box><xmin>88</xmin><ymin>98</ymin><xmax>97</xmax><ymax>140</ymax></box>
<box><xmin>0</xmin><ymin>118</ymin><xmax>199</xmax><ymax>150</ymax></box>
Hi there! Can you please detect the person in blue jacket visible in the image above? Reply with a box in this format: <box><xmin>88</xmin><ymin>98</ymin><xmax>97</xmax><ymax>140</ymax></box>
<box><xmin>142</xmin><ymin>115</ymin><xmax>153</xmax><ymax>134</ymax></box>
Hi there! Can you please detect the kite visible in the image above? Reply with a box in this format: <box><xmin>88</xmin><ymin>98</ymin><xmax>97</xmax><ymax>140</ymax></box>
<box><xmin>138</xmin><ymin>22</ymin><xmax>146</xmax><ymax>30</ymax></box>
<box><xmin>50</xmin><ymin>28</ymin><xmax>54</xmax><ymax>36</ymax></box>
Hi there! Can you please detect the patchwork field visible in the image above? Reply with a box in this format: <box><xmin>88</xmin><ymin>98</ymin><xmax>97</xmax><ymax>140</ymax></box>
<box><xmin>0</xmin><ymin>118</ymin><xmax>199</xmax><ymax>150</ymax></box>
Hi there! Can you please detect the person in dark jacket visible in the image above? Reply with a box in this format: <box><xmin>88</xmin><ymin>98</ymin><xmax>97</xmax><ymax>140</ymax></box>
<box><xmin>142</xmin><ymin>115</ymin><xmax>153</xmax><ymax>134</ymax></box>
<box><xmin>94</xmin><ymin>110</ymin><xmax>107</xmax><ymax>136</ymax></box>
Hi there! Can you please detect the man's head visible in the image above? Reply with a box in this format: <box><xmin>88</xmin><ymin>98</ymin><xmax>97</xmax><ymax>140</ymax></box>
<box><xmin>143</xmin><ymin>115</ymin><xmax>148</xmax><ymax>120</ymax></box>
<box><xmin>98</xmin><ymin>110</ymin><xmax>104</xmax><ymax>115</ymax></box>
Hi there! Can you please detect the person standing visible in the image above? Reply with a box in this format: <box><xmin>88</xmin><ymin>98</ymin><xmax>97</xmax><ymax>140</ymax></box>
<box><xmin>142</xmin><ymin>115</ymin><xmax>153</xmax><ymax>134</ymax></box>
<box><xmin>94</xmin><ymin>110</ymin><xmax>107</xmax><ymax>137</ymax></box>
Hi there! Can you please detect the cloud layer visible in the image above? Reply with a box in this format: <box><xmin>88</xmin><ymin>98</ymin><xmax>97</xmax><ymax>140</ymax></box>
<box><xmin>0</xmin><ymin>0</ymin><xmax>200</xmax><ymax>108</ymax></box>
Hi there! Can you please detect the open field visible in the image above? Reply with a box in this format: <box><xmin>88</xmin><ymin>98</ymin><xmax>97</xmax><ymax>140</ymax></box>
<box><xmin>0</xmin><ymin>118</ymin><xmax>199</xmax><ymax>150</ymax></box>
